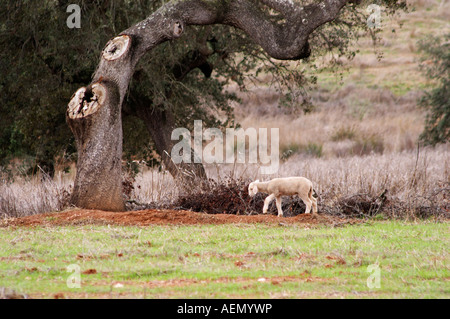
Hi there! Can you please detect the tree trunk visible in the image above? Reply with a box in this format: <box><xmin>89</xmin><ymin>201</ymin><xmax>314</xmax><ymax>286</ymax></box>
<box><xmin>67</xmin><ymin>82</ymin><xmax>125</xmax><ymax>211</ymax></box>
<box><xmin>67</xmin><ymin>0</ymin><xmax>350</xmax><ymax>211</ymax></box>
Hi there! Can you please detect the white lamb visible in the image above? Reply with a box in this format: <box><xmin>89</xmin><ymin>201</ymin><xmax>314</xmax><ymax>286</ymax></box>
<box><xmin>248</xmin><ymin>177</ymin><xmax>318</xmax><ymax>217</ymax></box>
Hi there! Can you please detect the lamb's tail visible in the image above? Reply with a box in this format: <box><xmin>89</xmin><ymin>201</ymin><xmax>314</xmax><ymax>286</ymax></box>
<box><xmin>309</xmin><ymin>186</ymin><xmax>318</xmax><ymax>200</ymax></box>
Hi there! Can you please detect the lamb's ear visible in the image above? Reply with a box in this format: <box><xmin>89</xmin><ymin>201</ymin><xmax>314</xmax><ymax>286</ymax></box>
<box><xmin>253</xmin><ymin>185</ymin><xmax>258</xmax><ymax>195</ymax></box>
<box><xmin>255</xmin><ymin>179</ymin><xmax>260</xmax><ymax>183</ymax></box>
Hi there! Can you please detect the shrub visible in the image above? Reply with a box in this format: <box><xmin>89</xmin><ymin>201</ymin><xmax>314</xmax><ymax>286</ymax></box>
<box><xmin>173</xmin><ymin>177</ymin><xmax>310</xmax><ymax>216</ymax></box>
<box><xmin>352</xmin><ymin>134</ymin><xmax>384</xmax><ymax>156</ymax></box>
<box><xmin>331</xmin><ymin>126</ymin><xmax>357</xmax><ymax>141</ymax></box>
<box><xmin>281</xmin><ymin>143</ymin><xmax>301</xmax><ymax>160</ymax></box>
<box><xmin>304</xmin><ymin>143</ymin><xmax>323</xmax><ymax>158</ymax></box>
<box><xmin>417</xmin><ymin>33</ymin><xmax>450</xmax><ymax>145</ymax></box>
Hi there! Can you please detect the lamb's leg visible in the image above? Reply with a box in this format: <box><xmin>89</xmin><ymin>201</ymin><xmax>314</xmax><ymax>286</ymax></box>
<box><xmin>308</xmin><ymin>189</ymin><xmax>318</xmax><ymax>215</ymax></box>
<box><xmin>275</xmin><ymin>196</ymin><xmax>283</xmax><ymax>217</ymax></box>
<box><xmin>300</xmin><ymin>195</ymin><xmax>312</xmax><ymax>214</ymax></box>
<box><xmin>263</xmin><ymin>194</ymin><xmax>275</xmax><ymax>214</ymax></box>
<box><xmin>311</xmin><ymin>196</ymin><xmax>318</xmax><ymax>215</ymax></box>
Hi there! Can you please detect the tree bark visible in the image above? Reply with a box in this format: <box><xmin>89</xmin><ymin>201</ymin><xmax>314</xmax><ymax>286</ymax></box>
<box><xmin>67</xmin><ymin>81</ymin><xmax>124</xmax><ymax>211</ymax></box>
<box><xmin>67</xmin><ymin>0</ymin><xmax>351</xmax><ymax>211</ymax></box>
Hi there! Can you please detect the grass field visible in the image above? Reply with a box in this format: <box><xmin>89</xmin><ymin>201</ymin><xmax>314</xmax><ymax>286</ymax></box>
<box><xmin>1</xmin><ymin>220</ymin><xmax>448</xmax><ymax>298</ymax></box>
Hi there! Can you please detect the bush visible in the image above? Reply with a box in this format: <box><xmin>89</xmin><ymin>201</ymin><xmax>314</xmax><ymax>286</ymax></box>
<box><xmin>304</xmin><ymin>143</ymin><xmax>323</xmax><ymax>158</ymax></box>
<box><xmin>418</xmin><ymin>33</ymin><xmax>450</xmax><ymax>145</ymax></box>
<box><xmin>173</xmin><ymin>177</ymin><xmax>311</xmax><ymax>216</ymax></box>
<box><xmin>352</xmin><ymin>134</ymin><xmax>384</xmax><ymax>156</ymax></box>
<box><xmin>331</xmin><ymin>126</ymin><xmax>357</xmax><ymax>142</ymax></box>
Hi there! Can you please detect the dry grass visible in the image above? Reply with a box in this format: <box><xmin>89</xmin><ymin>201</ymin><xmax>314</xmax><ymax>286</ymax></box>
<box><xmin>129</xmin><ymin>144</ymin><xmax>449</xmax><ymax>218</ymax></box>
<box><xmin>235</xmin><ymin>84</ymin><xmax>424</xmax><ymax>158</ymax></box>
<box><xmin>2</xmin><ymin>144</ymin><xmax>446</xmax><ymax>219</ymax></box>
<box><xmin>278</xmin><ymin>144</ymin><xmax>449</xmax><ymax>218</ymax></box>
<box><xmin>127</xmin><ymin>168</ymin><xmax>178</xmax><ymax>208</ymax></box>
<box><xmin>0</xmin><ymin>172</ymin><xmax>72</xmax><ymax>218</ymax></box>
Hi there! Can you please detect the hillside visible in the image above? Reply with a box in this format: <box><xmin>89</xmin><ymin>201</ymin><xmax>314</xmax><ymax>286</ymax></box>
<box><xmin>233</xmin><ymin>0</ymin><xmax>449</xmax><ymax>159</ymax></box>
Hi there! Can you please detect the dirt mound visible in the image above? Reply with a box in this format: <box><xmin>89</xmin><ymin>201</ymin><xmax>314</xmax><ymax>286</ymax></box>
<box><xmin>1</xmin><ymin>209</ymin><xmax>360</xmax><ymax>227</ymax></box>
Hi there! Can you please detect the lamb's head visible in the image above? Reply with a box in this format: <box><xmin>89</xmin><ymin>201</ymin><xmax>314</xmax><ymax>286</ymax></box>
<box><xmin>248</xmin><ymin>180</ymin><xmax>259</xmax><ymax>197</ymax></box>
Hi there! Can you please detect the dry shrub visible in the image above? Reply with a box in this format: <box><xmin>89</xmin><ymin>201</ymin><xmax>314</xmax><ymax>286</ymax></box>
<box><xmin>312</xmin><ymin>186</ymin><xmax>448</xmax><ymax>220</ymax></box>
<box><xmin>321</xmin><ymin>191</ymin><xmax>388</xmax><ymax>218</ymax></box>
<box><xmin>331</xmin><ymin>126</ymin><xmax>358</xmax><ymax>142</ymax></box>
<box><xmin>174</xmin><ymin>177</ymin><xmax>256</xmax><ymax>215</ymax></box>
<box><xmin>128</xmin><ymin>168</ymin><xmax>178</xmax><ymax>207</ymax></box>
<box><xmin>171</xmin><ymin>177</ymin><xmax>314</xmax><ymax>216</ymax></box>
<box><xmin>351</xmin><ymin>134</ymin><xmax>385</xmax><ymax>156</ymax></box>
<box><xmin>1</xmin><ymin>145</ymin><xmax>447</xmax><ymax>221</ymax></box>
<box><xmin>168</xmin><ymin>175</ymin><xmax>449</xmax><ymax>219</ymax></box>
<box><xmin>279</xmin><ymin>144</ymin><xmax>449</xmax><ymax>219</ymax></box>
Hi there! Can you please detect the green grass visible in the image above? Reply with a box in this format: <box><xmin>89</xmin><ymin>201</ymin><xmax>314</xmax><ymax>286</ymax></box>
<box><xmin>0</xmin><ymin>221</ymin><xmax>448</xmax><ymax>298</ymax></box>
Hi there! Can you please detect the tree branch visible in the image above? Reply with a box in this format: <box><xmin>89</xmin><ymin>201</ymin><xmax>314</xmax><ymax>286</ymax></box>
<box><xmin>78</xmin><ymin>0</ymin><xmax>352</xmax><ymax>120</ymax></box>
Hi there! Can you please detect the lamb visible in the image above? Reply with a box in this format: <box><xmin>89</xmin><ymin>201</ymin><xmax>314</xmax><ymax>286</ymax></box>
<box><xmin>248</xmin><ymin>177</ymin><xmax>318</xmax><ymax>217</ymax></box>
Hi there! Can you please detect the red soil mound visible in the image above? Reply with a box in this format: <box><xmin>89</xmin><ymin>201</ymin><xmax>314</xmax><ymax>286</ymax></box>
<box><xmin>1</xmin><ymin>209</ymin><xmax>359</xmax><ymax>227</ymax></box>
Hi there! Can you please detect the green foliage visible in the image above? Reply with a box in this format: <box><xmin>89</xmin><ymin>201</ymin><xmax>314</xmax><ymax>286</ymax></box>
<box><xmin>0</xmin><ymin>0</ymin><xmax>117</xmax><ymax>171</ymax></box>
<box><xmin>417</xmin><ymin>33</ymin><xmax>450</xmax><ymax>146</ymax></box>
<box><xmin>0</xmin><ymin>0</ymin><xmax>296</xmax><ymax>173</ymax></box>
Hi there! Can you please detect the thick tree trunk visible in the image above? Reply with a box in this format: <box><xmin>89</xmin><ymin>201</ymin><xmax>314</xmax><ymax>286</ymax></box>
<box><xmin>67</xmin><ymin>0</ymin><xmax>350</xmax><ymax>211</ymax></box>
<box><xmin>67</xmin><ymin>82</ymin><xmax>125</xmax><ymax>211</ymax></box>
